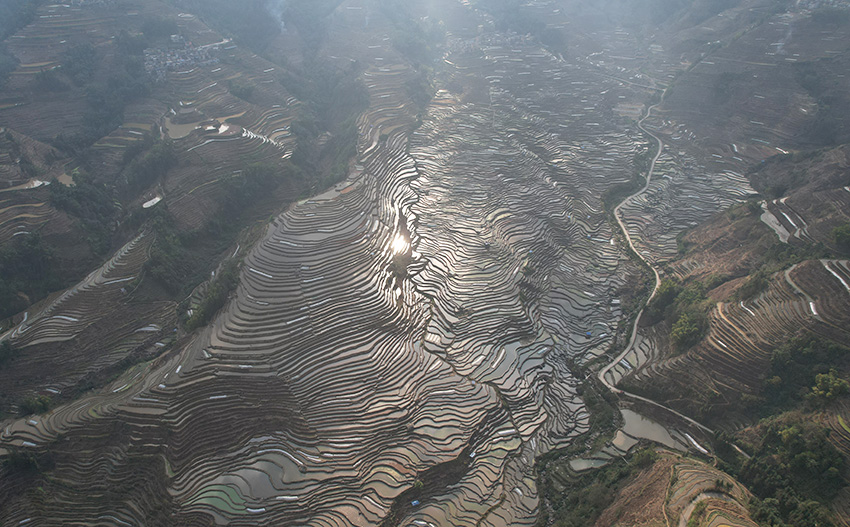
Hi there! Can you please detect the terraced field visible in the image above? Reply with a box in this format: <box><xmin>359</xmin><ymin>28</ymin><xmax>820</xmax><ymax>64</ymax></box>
<box><xmin>0</xmin><ymin>0</ymin><xmax>669</xmax><ymax>522</ymax></box>
<box><xmin>597</xmin><ymin>0</ymin><xmax>850</xmax><ymax>413</ymax></box>
<box><xmin>0</xmin><ymin>0</ymin><xmax>308</xmax><ymax>414</ymax></box>
<box><xmin>596</xmin><ymin>450</ymin><xmax>757</xmax><ymax>527</ymax></box>
<box><xmin>0</xmin><ymin>185</ymin><xmax>59</xmax><ymax>243</ymax></box>
<box><xmin>616</xmin><ymin>257</ymin><xmax>850</xmax><ymax>427</ymax></box>
<box><xmin>616</xmin><ymin>148</ymin><xmax>756</xmax><ymax>267</ymax></box>
<box><xmin>607</xmin><ymin>140</ymin><xmax>850</xmax><ymax>425</ymax></box>
<box><xmin>0</xmin><ymin>232</ymin><xmax>177</xmax><ymax>415</ymax></box>
<box><xmin>753</xmin><ymin>145</ymin><xmax>850</xmax><ymax>251</ymax></box>
<box><xmin>0</xmin><ymin>0</ymin><xmax>303</xmax><ymax>235</ymax></box>
<box><xmin>0</xmin><ymin>128</ymin><xmax>71</xmax><ymax>246</ymax></box>
<box><xmin>4</xmin><ymin>0</ymin><xmax>850</xmax><ymax>525</ymax></box>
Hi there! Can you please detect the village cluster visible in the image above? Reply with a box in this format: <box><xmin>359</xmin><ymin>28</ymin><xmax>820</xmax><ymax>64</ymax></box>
<box><xmin>143</xmin><ymin>35</ymin><xmax>221</xmax><ymax>82</ymax></box>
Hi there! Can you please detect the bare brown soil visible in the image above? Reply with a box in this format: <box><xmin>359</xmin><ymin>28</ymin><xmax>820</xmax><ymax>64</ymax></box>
<box><xmin>596</xmin><ymin>454</ymin><xmax>675</xmax><ymax>527</ymax></box>
<box><xmin>597</xmin><ymin>451</ymin><xmax>757</xmax><ymax>527</ymax></box>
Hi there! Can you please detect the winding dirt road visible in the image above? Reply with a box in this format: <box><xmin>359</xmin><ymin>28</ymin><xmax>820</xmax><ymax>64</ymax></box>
<box><xmin>597</xmin><ymin>95</ymin><xmax>715</xmax><ymax>437</ymax></box>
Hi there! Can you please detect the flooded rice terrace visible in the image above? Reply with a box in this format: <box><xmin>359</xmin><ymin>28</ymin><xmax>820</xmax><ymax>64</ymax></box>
<box><xmin>3</xmin><ymin>29</ymin><xmax>652</xmax><ymax>527</ymax></box>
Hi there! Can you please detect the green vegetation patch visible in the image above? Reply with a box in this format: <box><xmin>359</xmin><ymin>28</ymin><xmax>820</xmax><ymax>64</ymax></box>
<box><xmin>3</xmin><ymin>447</ymin><xmax>53</xmax><ymax>475</ymax></box>
<box><xmin>833</xmin><ymin>223</ymin><xmax>850</xmax><ymax>253</ymax></box>
<box><xmin>143</xmin><ymin>212</ymin><xmax>202</xmax><ymax>297</ymax></box>
<box><xmin>761</xmin><ymin>335</ymin><xmax>850</xmax><ymax>414</ymax></box>
<box><xmin>603</xmin><ymin>141</ymin><xmax>654</xmax><ymax>214</ymax></box>
<box><xmin>688</xmin><ymin>501</ymin><xmax>708</xmax><ymax>527</ymax></box>
<box><xmin>379</xmin><ymin>0</ymin><xmax>446</xmax><ymax>68</ymax></box>
<box><xmin>188</xmin><ymin>484</ymin><xmax>248</xmax><ymax>515</ymax></box>
<box><xmin>19</xmin><ymin>394</ymin><xmax>51</xmax><ymax>416</ymax></box>
<box><xmin>142</xmin><ymin>163</ymin><xmax>288</xmax><ymax>299</ymax></box>
<box><xmin>0</xmin><ymin>44</ymin><xmax>19</xmax><ymax>89</ymax></box>
<box><xmin>811</xmin><ymin>6</ymin><xmax>850</xmax><ymax>27</ymax></box>
<box><xmin>379</xmin><ymin>446</ymin><xmax>474</xmax><ymax>527</ymax></box>
<box><xmin>50</xmin><ymin>170</ymin><xmax>119</xmax><ymax>256</ymax></box>
<box><xmin>0</xmin><ymin>0</ymin><xmax>43</xmax><ymax>40</ymax></box>
<box><xmin>0</xmin><ymin>0</ymin><xmax>47</xmax><ymax>87</ymax></box>
<box><xmin>172</xmin><ymin>0</ymin><xmax>282</xmax><ymax>54</ymax></box>
<box><xmin>736</xmin><ymin>416</ymin><xmax>843</xmax><ymax>527</ymax></box>
<box><xmin>184</xmin><ymin>260</ymin><xmax>240</xmax><ymax>331</ymax></box>
<box><xmin>51</xmin><ymin>37</ymin><xmax>151</xmax><ymax>154</ymax></box>
<box><xmin>792</xmin><ymin>58</ymin><xmax>850</xmax><ymax>146</ymax></box>
<box><xmin>536</xmin><ymin>447</ymin><xmax>658</xmax><ymax>527</ymax></box>
<box><xmin>714</xmin><ymin>335</ymin><xmax>850</xmax><ymax>526</ymax></box>
<box><xmin>0</xmin><ymin>233</ymin><xmax>64</xmax><ymax>320</ymax></box>
<box><xmin>280</xmin><ymin>61</ymin><xmax>368</xmax><ymax>191</ymax></box>
<box><xmin>534</xmin><ymin>378</ymin><xmax>624</xmax><ymax>526</ymax></box>
<box><xmin>739</xmin><ymin>239</ymin><xmax>829</xmax><ymax>301</ymax></box>
<box><xmin>120</xmin><ymin>140</ymin><xmax>176</xmax><ymax>196</ymax></box>
<box><xmin>643</xmin><ymin>279</ymin><xmax>711</xmax><ymax>352</ymax></box>
<box><xmin>0</xmin><ymin>340</ymin><xmax>16</xmax><ymax>367</ymax></box>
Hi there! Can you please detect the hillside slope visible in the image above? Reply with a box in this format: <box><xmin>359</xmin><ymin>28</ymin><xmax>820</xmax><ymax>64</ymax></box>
<box><xmin>1</xmin><ymin>1</ymin><xmax>850</xmax><ymax>526</ymax></box>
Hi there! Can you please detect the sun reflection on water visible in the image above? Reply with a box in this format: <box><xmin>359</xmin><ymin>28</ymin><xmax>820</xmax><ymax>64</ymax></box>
<box><xmin>391</xmin><ymin>234</ymin><xmax>410</xmax><ymax>254</ymax></box>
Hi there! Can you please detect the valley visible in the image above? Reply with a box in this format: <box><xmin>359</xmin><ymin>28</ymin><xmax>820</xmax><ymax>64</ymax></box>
<box><xmin>1</xmin><ymin>1</ymin><xmax>850</xmax><ymax>526</ymax></box>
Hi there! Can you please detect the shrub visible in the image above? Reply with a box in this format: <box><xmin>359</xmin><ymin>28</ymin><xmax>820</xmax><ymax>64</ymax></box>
<box><xmin>121</xmin><ymin>140</ymin><xmax>176</xmax><ymax>195</ymax></box>
<box><xmin>687</xmin><ymin>501</ymin><xmax>708</xmax><ymax>527</ymax></box>
<box><xmin>0</xmin><ymin>44</ymin><xmax>17</xmax><ymax>88</ymax></box>
<box><xmin>3</xmin><ymin>449</ymin><xmax>40</xmax><ymax>474</ymax></box>
<box><xmin>49</xmin><ymin>170</ymin><xmax>117</xmax><ymax>255</ymax></box>
<box><xmin>630</xmin><ymin>447</ymin><xmax>658</xmax><ymax>469</ymax></box>
<box><xmin>0</xmin><ymin>340</ymin><xmax>16</xmax><ymax>367</ymax></box>
<box><xmin>19</xmin><ymin>395</ymin><xmax>51</xmax><ymax>416</ymax></box>
<box><xmin>644</xmin><ymin>279</ymin><xmax>680</xmax><ymax>324</ymax></box>
<box><xmin>140</xmin><ymin>16</ymin><xmax>179</xmax><ymax>38</ymax></box>
<box><xmin>229</xmin><ymin>80</ymin><xmax>255</xmax><ymax>101</ymax></box>
<box><xmin>0</xmin><ymin>234</ymin><xmax>64</xmax><ymax>319</ymax></box>
<box><xmin>737</xmin><ymin>269</ymin><xmax>769</xmax><ymax>300</ymax></box>
<box><xmin>833</xmin><ymin>223</ymin><xmax>850</xmax><ymax>251</ymax></box>
<box><xmin>763</xmin><ymin>335</ymin><xmax>849</xmax><ymax>413</ymax></box>
<box><xmin>33</xmin><ymin>68</ymin><xmax>69</xmax><ymax>92</ymax></box>
<box><xmin>60</xmin><ymin>43</ymin><xmax>97</xmax><ymax>86</ymax></box>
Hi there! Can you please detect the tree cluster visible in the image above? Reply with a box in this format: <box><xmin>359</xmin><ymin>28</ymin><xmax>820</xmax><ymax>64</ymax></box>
<box><xmin>120</xmin><ymin>140</ymin><xmax>176</xmax><ymax>195</ymax></box>
<box><xmin>742</xmin><ymin>418</ymin><xmax>843</xmax><ymax>527</ymax></box>
<box><xmin>50</xmin><ymin>38</ymin><xmax>150</xmax><ymax>155</ymax></box>
<box><xmin>184</xmin><ymin>260</ymin><xmax>240</xmax><ymax>331</ymax></box>
<box><xmin>538</xmin><ymin>447</ymin><xmax>658</xmax><ymax>527</ymax></box>
<box><xmin>0</xmin><ymin>234</ymin><xmax>63</xmax><ymax>320</ymax></box>
<box><xmin>762</xmin><ymin>335</ymin><xmax>850</xmax><ymax>413</ymax></box>
<box><xmin>0</xmin><ymin>0</ymin><xmax>47</xmax><ymax>87</ymax></box>
<box><xmin>49</xmin><ymin>171</ymin><xmax>118</xmax><ymax>255</ymax></box>
<box><xmin>644</xmin><ymin>279</ymin><xmax>710</xmax><ymax>351</ymax></box>
<box><xmin>833</xmin><ymin>223</ymin><xmax>850</xmax><ymax>252</ymax></box>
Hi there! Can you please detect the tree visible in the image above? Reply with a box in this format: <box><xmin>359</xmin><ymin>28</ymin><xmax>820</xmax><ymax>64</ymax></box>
<box><xmin>671</xmin><ymin>311</ymin><xmax>704</xmax><ymax>349</ymax></box>
<box><xmin>737</xmin><ymin>269</ymin><xmax>769</xmax><ymax>300</ymax></box>
<box><xmin>0</xmin><ymin>233</ymin><xmax>64</xmax><ymax>319</ymax></box>
<box><xmin>60</xmin><ymin>43</ymin><xmax>97</xmax><ymax>86</ymax></box>
<box><xmin>789</xmin><ymin>499</ymin><xmax>836</xmax><ymax>527</ymax></box>
<box><xmin>808</xmin><ymin>369</ymin><xmax>849</xmax><ymax>405</ymax></box>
